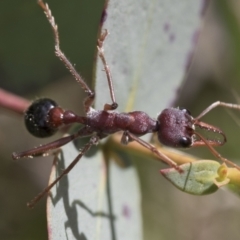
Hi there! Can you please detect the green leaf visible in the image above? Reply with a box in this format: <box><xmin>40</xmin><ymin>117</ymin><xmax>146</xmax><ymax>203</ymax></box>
<box><xmin>160</xmin><ymin>160</ymin><xmax>229</xmax><ymax>195</ymax></box>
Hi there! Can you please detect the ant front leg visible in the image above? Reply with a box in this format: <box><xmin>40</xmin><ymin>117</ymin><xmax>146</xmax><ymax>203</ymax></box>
<box><xmin>121</xmin><ymin>131</ymin><xmax>183</xmax><ymax>173</ymax></box>
<box><xmin>27</xmin><ymin>135</ymin><xmax>99</xmax><ymax>208</ymax></box>
<box><xmin>97</xmin><ymin>30</ymin><xmax>118</xmax><ymax>111</ymax></box>
<box><xmin>194</xmin><ymin>132</ymin><xmax>240</xmax><ymax>171</ymax></box>
<box><xmin>38</xmin><ymin>0</ymin><xmax>95</xmax><ymax>113</ymax></box>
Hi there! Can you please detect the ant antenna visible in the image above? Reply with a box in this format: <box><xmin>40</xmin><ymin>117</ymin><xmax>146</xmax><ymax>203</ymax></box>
<box><xmin>194</xmin><ymin>101</ymin><xmax>240</xmax><ymax>121</ymax></box>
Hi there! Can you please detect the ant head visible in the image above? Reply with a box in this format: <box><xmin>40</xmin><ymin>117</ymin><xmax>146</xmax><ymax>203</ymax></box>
<box><xmin>157</xmin><ymin>108</ymin><xmax>194</xmax><ymax>148</ymax></box>
<box><xmin>25</xmin><ymin>98</ymin><xmax>59</xmax><ymax>138</ymax></box>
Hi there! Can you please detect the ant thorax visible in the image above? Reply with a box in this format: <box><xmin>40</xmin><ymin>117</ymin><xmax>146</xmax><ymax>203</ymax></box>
<box><xmin>86</xmin><ymin>108</ymin><xmax>157</xmax><ymax>135</ymax></box>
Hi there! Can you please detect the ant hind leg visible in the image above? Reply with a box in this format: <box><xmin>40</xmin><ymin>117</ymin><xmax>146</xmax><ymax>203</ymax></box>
<box><xmin>38</xmin><ymin>1</ymin><xmax>118</xmax><ymax>112</ymax></box>
<box><xmin>37</xmin><ymin>0</ymin><xmax>95</xmax><ymax>113</ymax></box>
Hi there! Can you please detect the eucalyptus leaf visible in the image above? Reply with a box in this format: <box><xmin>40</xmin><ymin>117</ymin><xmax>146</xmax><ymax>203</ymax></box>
<box><xmin>47</xmin><ymin>0</ymin><xmax>204</xmax><ymax>239</ymax></box>
<box><xmin>95</xmin><ymin>0</ymin><xmax>203</xmax><ymax>116</ymax></box>
<box><xmin>47</xmin><ymin>140</ymin><xmax>142</xmax><ymax>239</ymax></box>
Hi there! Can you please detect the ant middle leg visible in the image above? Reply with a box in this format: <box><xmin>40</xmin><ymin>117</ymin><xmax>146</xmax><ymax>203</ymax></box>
<box><xmin>97</xmin><ymin>29</ymin><xmax>118</xmax><ymax>111</ymax></box>
<box><xmin>121</xmin><ymin>131</ymin><xmax>183</xmax><ymax>172</ymax></box>
<box><xmin>27</xmin><ymin>135</ymin><xmax>99</xmax><ymax>208</ymax></box>
<box><xmin>38</xmin><ymin>1</ymin><xmax>118</xmax><ymax>112</ymax></box>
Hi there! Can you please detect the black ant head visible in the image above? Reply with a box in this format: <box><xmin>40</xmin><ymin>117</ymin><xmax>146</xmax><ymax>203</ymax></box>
<box><xmin>157</xmin><ymin>108</ymin><xmax>194</xmax><ymax>148</ymax></box>
<box><xmin>25</xmin><ymin>98</ymin><xmax>59</xmax><ymax>138</ymax></box>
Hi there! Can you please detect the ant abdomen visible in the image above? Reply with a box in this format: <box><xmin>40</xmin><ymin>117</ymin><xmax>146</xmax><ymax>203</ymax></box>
<box><xmin>25</xmin><ymin>98</ymin><xmax>59</xmax><ymax>138</ymax></box>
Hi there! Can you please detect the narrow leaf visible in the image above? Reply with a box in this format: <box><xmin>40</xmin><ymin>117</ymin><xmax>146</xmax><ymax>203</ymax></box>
<box><xmin>47</xmin><ymin>140</ymin><xmax>142</xmax><ymax>239</ymax></box>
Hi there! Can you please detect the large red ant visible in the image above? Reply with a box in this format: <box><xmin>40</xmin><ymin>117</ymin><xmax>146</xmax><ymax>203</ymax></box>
<box><xmin>12</xmin><ymin>0</ymin><xmax>240</xmax><ymax>208</ymax></box>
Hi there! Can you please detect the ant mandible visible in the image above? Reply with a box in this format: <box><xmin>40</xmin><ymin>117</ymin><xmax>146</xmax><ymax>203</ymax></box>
<box><xmin>12</xmin><ymin>0</ymin><xmax>240</xmax><ymax>208</ymax></box>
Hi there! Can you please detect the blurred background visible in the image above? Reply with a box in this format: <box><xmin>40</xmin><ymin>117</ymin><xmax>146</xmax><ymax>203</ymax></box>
<box><xmin>1</xmin><ymin>0</ymin><xmax>240</xmax><ymax>239</ymax></box>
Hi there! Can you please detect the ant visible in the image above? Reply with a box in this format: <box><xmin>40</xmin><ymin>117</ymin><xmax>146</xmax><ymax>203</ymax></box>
<box><xmin>12</xmin><ymin>0</ymin><xmax>240</xmax><ymax>208</ymax></box>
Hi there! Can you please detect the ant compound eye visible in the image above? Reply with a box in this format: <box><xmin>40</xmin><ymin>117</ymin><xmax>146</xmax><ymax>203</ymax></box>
<box><xmin>179</xmin><ymin>136</ymin><xmax>192</xmax><ymax>148</ymax></box>
<box><xmin>181</xmin><ymin>108</ymin><xmax>191</xmax><ymax>116</ymax></box>
<box><xmin>25</xmin><ymin>98</ymin><xmax>58</xmax><ymax>138</ymax></box>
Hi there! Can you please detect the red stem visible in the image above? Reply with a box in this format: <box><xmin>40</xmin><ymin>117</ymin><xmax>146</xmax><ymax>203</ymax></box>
<box><xmin>0</xmin><ymin>88</ymin><xmax>30</xmax><ymax>114</ymax></box>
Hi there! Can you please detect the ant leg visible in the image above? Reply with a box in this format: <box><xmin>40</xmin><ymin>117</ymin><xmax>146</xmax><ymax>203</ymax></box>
<box><xmin>27</xmin><ymin>135</ymin><xmax>99</xmax><ymax>208</ymax></box>
<box><xmin>195</xmin><ymin>101</ymin><xmax>240</xmax><ymax>121</ymax></box>
<box><xmin>194</xmin><ymin>132</ymin><xmax>240</xmax><ymax>171</ymax></box>
<box><xmin>97</xmin><ymin>30</ymin><xmax>118</xmax><ymax>111</ymax></box>
<box><xmin>12</xmin><ymin>126</ymin><xmax>93</xmax><ymax>159</ymax></box>
<box><xmin>37</xmin><ymin>0</ymin><xmax>95</xmax><ymax>113</ymax></box>
<box><xmin>122</xmin><ymin>131</ymin><xmax>183</xmax><ymax>172</ymax></box>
